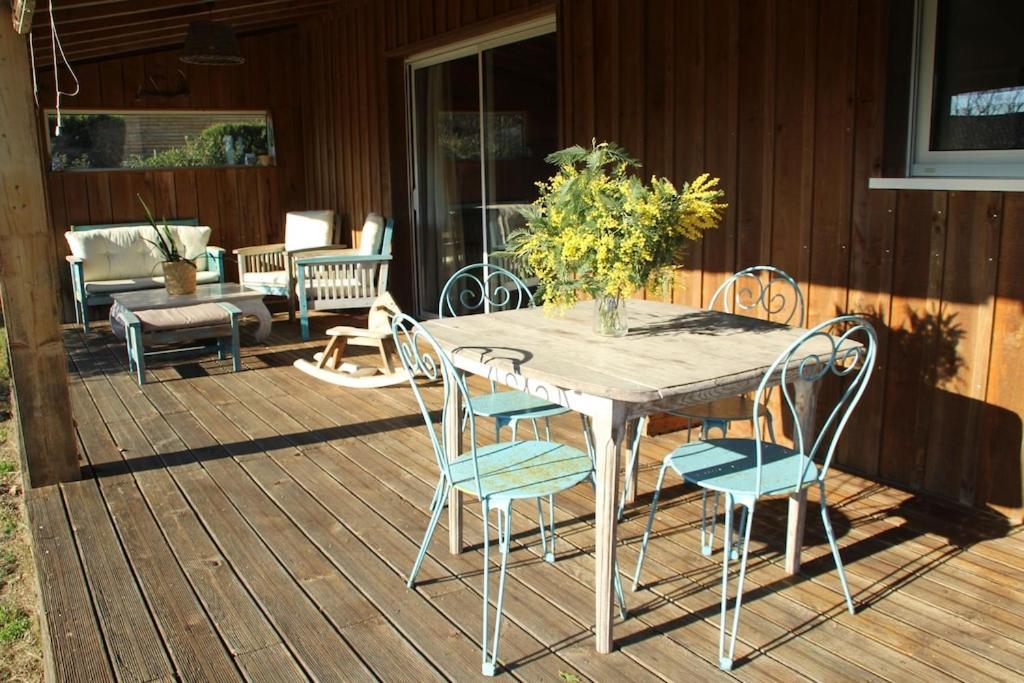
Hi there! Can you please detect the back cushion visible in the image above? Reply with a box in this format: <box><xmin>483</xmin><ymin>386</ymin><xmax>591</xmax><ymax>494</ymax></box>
<box><xmin>66</xmin><ymin>225</ymin><xmax>212</xmax><ymax>281</ymax></box>
<box><xmin>359</xmin><ymin>213</ymin><xmax>386</xmax><ymax>255</ymax></box>
<box><xmin>285</xmin><ymin>210</ymin><xmax>336</xmax><ymax>251</ymax></box>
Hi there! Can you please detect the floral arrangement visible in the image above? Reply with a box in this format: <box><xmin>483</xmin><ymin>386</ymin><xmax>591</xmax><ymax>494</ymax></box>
<box><xmin>507</xmin><ymin>141</ymin><xmax>726</xmax><ymax>312</ymax></box>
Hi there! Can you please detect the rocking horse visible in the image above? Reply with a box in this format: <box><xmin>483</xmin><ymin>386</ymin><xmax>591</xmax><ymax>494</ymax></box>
<box><xmin>293</xmin><ymin>292</ymin><xmax>411</xmax><ymax>388</ymax></box>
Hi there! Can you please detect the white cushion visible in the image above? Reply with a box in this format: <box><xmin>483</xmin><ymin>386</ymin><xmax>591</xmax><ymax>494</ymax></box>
<box><xmin>241</xmin><ymin>270</ymin><xmax>289</xmax><ymax>288</ymax></box>
<box><xmin>359</xmin><ymin>213</ymin><xmax>385</xmax><ymax>255</ymax></box>
<box><xmin>65</xmin><ymin>225</ymin><xmax>212</xmax><ymax>281</ymax></box>
<box><xmin>135</xmin><ymin>303</ymin><xmax>230</xmax><ymax>332</ymax></box>
<box><xmin>284</xmin><ymin>210</ymin><xmax>336</xmax><ymax>252</ymax></box>
<box><xmin>83</xmin><ymin>270</ymin><xmax>220</xmax><ymax>293</ymax></box>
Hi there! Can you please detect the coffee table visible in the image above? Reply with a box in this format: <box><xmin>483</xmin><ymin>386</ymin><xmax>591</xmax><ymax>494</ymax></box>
<box><xmin>110</xmin><ymin>283</ymin><xmax>272</xmax><ymax>341</ymax></box>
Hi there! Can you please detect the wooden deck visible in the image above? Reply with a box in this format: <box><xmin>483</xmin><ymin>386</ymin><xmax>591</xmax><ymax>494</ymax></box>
<box><xmin>26</xmin><ymin>313</ymin><xmax>1024</xmax><ymax>682</ymax></box>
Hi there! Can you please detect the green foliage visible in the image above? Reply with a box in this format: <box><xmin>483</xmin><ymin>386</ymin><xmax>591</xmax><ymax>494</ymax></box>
<box><xmin>49</xmin><ymin>114</ymin><xmax>126</xmax><ymax>169</ymax></box>
<box><xmin>505</xmin><ymin>140</ymin><xmax>727</xmax><ymax>309</ymax></box>
<box><xmin>137</xmin><ymin>195</ymin><xmax>195</xmax><ymax>266</ymax></box>
<box><xmin>0</xmin><ymin>462</ymin><xmax>12</xmax><ymax>477</ymax></box>
<box><xmin>123</xmin><ymin>122</ymin><xmax>268</xmax><ymax>169</ymax></box>
<box><xmin>0</xmin><ymin>605</ymin><xmax>29</xmax><ymax>645</ymax></box>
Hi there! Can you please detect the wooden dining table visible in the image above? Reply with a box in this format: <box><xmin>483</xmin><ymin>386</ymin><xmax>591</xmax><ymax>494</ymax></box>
<box><xmin>422</xmin><ymin>298</ymin><xmax>837</xmax><ymax>654</ymax></box>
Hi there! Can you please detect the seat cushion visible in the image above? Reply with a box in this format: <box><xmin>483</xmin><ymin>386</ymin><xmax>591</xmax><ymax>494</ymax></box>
<box><xmin>449</xmin><ymin>440</ymin><xmax>593</xmax><ymax>499</ymax></box>
<box><xmin>358</xmin><ymin>213</ymin><xmax>385</xmax><ymax>255</ymax></box>
<box><xmin>284</xmin><ymin>210</ymin><xmax>336</xmax><ymax>251</ymax></box>
<box><xmin>134</xmin><ymin>303</ymin><xmax>230</xmax><ymax>332</ymax></box>
<box><xmin>242</xmin><ymin>270</ymin><xmax>289</xmax><ymax>288</ymax></box>
<box><xmin>83</xmin><ymin>270</ymin><xmax>220</xmax><ymax>294</ymax></box>
<box><xmin>468</xmin><ymin>390</ymin><xmax>568</xmax><ymax>419</ymax></box>
<box><xmin>66</xmin><ymin>224</ymin><xmax>213</xmax><ymax>280</ymax></box>
<box><xmin>667</xmin><ymin>438</ymin><xmax>818</xmax><ymax>497</ymax></box>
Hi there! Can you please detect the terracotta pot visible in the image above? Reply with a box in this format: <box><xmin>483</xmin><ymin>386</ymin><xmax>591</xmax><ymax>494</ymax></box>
<box><xmin>162</xmin><ymin>261</ymin><xmax>197</xmax><ymax>295</ymax></box>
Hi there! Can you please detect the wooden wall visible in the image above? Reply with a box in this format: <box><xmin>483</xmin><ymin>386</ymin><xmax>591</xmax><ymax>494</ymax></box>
<box><xmin>297</xmin><ymin>0</ymin><xmax>1024</xmax><ymax>520</ymax></box>
<box><xmin>38</xmin><ymin>29</ymin><xmax>308</xmax><ymax>319</ymax></box>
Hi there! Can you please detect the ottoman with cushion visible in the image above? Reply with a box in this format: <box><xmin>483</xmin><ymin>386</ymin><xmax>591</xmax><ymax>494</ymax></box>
<box><xmin>65</xmin><ymin>220</ymin><xmax>225</xmax><ymax>331</ymax></box>
<box><xmin>119</xmin><ymin>302</ymin><xmax>241</xmax><ymax>385</ymax></box>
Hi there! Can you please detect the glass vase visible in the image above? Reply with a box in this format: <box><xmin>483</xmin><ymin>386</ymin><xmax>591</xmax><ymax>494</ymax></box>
<box><xmin>593</xmin><ymin>294</ymin><xmax>629</xmax><ymax>337</ymax></box>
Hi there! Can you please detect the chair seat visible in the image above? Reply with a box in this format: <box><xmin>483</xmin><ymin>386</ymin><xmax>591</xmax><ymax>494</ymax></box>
<box><xmin>84</xmin><ymin>270</ymin><xmax>220</xmax><ymax>293</ymax></box>
<box><xmin>468</xmin><ymin>390</ymin><xmax>569</xmax><ymax>419</ymax></box>
<box><xmin>241</xmin><ymin>270</ymin><xmax>289</xmax><ymax>288</ymax></box>
<box><xmin>450</xmin><ymin>440</ymin><xmax>593</xmax><ymax>500</ymax></box>
<box><xmin>667</xmin><ymin>438</ymin><xmax>818</xmax><ymax>497</ymax></box>
<box><xmin>134</xmin><ymin>303</ymin><xmax>231</xmax><ymax>332</ymax></box>
<box><xmin>670</xmin><ymin>395</ymin><xmax>766</xmax><ymax>423</ymax></box>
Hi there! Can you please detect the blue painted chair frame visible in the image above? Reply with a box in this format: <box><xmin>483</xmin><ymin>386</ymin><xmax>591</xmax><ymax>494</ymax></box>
<box><xmin>391</xmin><ymin>313</ymin><xmax>624</xmax><ymax>676</ymax></box>
<box><xmin>632</xmin><ymin>315</ymin><xmax>877</xmax><ymax>670</ymax></box>
<box><xmin>295</xmin><ymin>218</ymin><xmax>394</xmax><ymax>341</ymax></box>
<box><xmin>120</xmin><ymin>302</ymin><xmax>242</xmax><ymax>385</ymax></box>
<box><xmin>67</xmin><ymin>219</ymin><xmax>226</xmax><ymax>332</ymax></box>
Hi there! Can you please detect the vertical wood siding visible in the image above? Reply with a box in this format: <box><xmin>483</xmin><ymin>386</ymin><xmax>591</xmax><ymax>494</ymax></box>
<box><xmin>37</xmin><ymin>29</ymin><xmax>307</xmax><ymax>319</ymax></box>
<box><xmin>46</xmin><ymin>1</ymin><xmax>1022</xmax><ymax>519</ymax></box>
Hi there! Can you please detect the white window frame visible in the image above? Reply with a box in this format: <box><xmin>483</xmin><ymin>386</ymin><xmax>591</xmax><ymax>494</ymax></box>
<box><xmin>909</xmin><ymin>0</ymin><xmax>1024</xmax><ymax>178</ymax></box>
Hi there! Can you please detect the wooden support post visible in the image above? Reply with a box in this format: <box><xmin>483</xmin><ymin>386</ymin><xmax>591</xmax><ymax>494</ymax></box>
<box><xmin>0</xmin><ymin>8</ymin><xmax>80</xmax><ymax>487</ymax></box>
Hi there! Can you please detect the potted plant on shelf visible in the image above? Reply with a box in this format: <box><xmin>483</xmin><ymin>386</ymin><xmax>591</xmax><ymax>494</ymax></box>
<box><xmin>506</xmin><ymin>141</ymin><xmax>727</xmax><ymax>336</ymax></box>
<box><xmin>138</xmin><ymin>194</ymin><xmax>197</xmax><ymax>295</ymax></box>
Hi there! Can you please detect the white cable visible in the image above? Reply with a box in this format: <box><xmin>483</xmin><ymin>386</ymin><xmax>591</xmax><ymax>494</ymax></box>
<box><xmin>49</xmin><ymin>0</ymin><xmax>79</xmax><ymax>137</ymax></box>
<box><xmin>29</xmin><ymin>31</ymin><xmax>38</xmax><ymax>107</ymax></box>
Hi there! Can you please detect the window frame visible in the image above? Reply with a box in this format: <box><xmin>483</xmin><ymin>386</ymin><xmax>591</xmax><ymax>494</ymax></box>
<box><xmin>908</xmin><ymin>0</ymin><xmax>1024</xmax><ymax>178</ymax></box>
<box><xmin>43</xmin><ymin>107</ymin><xmax>277</xmax><ymax>173</ymax></box>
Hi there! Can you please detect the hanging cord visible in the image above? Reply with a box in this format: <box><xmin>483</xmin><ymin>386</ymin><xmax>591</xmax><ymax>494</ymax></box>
<box><xmin>29</xmin><ymin>32</ymin><xmax>39</xmax><ymax>106</ymax></box>
<box><xmin>50</xmin><ymin>0</ymin><xmax>80</xmax><ymax>136</ymax></box>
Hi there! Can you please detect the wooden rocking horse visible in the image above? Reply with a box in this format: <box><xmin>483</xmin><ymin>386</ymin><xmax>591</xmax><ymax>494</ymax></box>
<box><xmin>293</xmin><ymin>292</ymin><xmax>411</xmax><ymax>387</ymax></box>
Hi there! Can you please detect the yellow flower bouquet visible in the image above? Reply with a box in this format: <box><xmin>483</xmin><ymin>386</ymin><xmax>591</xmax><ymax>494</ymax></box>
<box><xmin>506</xmin><ymin>141</ymin><xmax>727</xmax><ymax>336</ymax></box>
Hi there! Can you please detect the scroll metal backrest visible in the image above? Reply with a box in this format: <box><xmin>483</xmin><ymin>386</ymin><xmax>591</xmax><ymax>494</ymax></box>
<box><xmin>709</xmin><ymin>265</ymin><xmax>805</xmax><ymax>327</ymax></box>
<box><xmin>437</xmin><ymin>263</ymin><xmax>535</xmax><ymax>319</ymax></box>
<box><xmin>391</xmin><ymin>313</ymin><xmax>485</xmax><ymax>496</ymax></box>
<box><xmin>752</xmin><ymin>315</ymin><xmax>877</xmax><ymax>496</ymax></box>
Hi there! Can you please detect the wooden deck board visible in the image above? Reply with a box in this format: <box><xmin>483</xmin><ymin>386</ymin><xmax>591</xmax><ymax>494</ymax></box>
<box><xmin>24</xmin><ymin>315</ymin><xmax>1024</xmax><ymax>682</ymax></box>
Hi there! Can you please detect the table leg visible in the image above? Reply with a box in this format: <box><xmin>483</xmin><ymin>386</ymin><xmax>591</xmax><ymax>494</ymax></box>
<box><xmin>445</xmin><ymin>376</ymin><xmax>464</xmax><ymax>554</ymax></box>
<box><xmin>239</xmin><ymin>299</ymin><xmax>273</xmax><ymax>341</ymax></box>
<box><xmin>786</xmin><ymin>378</ymin><xmax>819</xmax><ymax>574</ymax></box>
<box><xmin>624</xmin><ymin>418</ymin><xmax>640</xmax><ymax>504</ymax></box>
<box><xmin>591</xmin><ymin>402</ymin><xmax>625</xmax><ymax>653</ymax></box>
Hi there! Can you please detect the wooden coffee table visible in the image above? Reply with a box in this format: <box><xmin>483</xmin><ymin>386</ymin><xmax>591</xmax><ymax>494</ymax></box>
<box><xmin>110</xmin><ymin>283</ymin><xmax>272</xmax><ymax>341</ymax></box>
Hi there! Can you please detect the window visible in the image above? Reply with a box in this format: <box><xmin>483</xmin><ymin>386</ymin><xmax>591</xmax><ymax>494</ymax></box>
<box><xmin>910</xmin><ymin>0</ymin><xmax>1024</xmax><ymax>178</ymax></box>
<box><xmin>46</xmin><ymin>110</ymin><xmax>275</xmax><ymax>171</ymax></box>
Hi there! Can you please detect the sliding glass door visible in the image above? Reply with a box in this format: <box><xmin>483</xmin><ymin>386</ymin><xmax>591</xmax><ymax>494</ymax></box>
<box><xmin>409</xmin><ymin>26</ymin><xmax>557</xmax><ymax>316</ymax></box>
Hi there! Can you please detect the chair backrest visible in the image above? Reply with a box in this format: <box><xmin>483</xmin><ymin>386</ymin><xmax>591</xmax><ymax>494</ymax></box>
<box><xmin>392</xmin><ymin>313</ymin><xmax>485</xmax><ymax>495</ymax></box>
<box><xmin>708</xmin><ymin>266</ymin><xmax>805</xmax><ymax>327</ymax></box>
<box><xmin>65</xmin><ymin>224</ymin><xmax>213</xmax><ymax>279</ymax></box>
<box><xmin>437</xmin><ymin>263</ymin><xmax>534</xmax><ymax>319</ymax></box>
<box><xmin>284</xmin><ymin>210</ymin><xmax>336</xmax><ymax>251</ymax></box>
<box><xmin>359</xmin><ymin>212</ymin><xmax>387</xmax><ymax>255</ymax></box>
<box><xmin>751</xmin><ymin>315</ymin><xmax>877</xmax><ymax>496</ymax></box>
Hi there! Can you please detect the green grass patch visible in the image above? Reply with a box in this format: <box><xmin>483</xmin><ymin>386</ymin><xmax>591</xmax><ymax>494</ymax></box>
<box><xmin>0</xmin><ymin>604</ymin><xmax>29</xmax><ymax>645</ymax></box>
<box><xmin>0</xmin><ymin>461</ymin><xmax>13</xmax><ymax>476</ymax></box>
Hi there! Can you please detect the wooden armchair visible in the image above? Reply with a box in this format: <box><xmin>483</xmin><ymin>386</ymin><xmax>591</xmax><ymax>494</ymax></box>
<box><xmin>294</xmin><ymin>215</ymin><xmax>393</xmax><ymax>341</ymax></box>
<box><xmin>234</xmin><ymin>210</ymin><xmax>345</xmax><ymax>319</ymax></box>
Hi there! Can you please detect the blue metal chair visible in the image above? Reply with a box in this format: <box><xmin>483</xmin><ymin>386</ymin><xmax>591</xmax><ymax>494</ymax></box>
<box><xmin>392</xmin><ymin>313</ymin><xmax>626</xmax><ymax>676</ymax></box>
<box><xmin>620</xmin><ymin>266</ymin><xmax>805</xmax><ymax>558</ymax></box>
<box><xmin>632</xmin><ymin>315</ymin><xmax>877</xmax><ymax>671</ymax></box>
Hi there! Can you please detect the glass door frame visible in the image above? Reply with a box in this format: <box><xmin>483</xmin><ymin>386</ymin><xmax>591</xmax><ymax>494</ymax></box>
<box><xmin>405</xmin><ymin>14</ymin><xmax>555</xmax><ymax>318</ymax></box>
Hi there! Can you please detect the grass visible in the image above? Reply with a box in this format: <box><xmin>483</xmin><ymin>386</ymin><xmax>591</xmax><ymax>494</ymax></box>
<box><xmin>0</xmin><ymin>322</ymin><xmax>44</xmax><ymax>681</ymax></box>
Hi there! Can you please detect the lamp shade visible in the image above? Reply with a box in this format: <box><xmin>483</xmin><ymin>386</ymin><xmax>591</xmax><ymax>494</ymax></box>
<box><xmin>180</xmin><ymin>21</ymin><xmax>245</xmax><ymax>65</ymax></box>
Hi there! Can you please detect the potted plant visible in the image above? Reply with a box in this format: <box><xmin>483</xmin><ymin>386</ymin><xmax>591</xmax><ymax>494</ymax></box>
<box><xmin>138</xmin><ymin>194</ymin><xmax>197</xmax><ymax>295</ymax></box>
<box><xmin>506</xmin><ymin>141</ymin><xmax>727</xmax><ymax>336</ymax></box>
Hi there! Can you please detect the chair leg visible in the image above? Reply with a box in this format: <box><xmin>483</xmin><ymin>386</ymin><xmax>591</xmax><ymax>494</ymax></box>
<box><xmin>81</xmin><ymin>302</ymin><xmax>91</xmax><ymax>333</ymax></box>
<box><xmin>536</xmin><ymin>494</ymin><xmax>556</xmax><ymax>563</ymax></box>
<box><xmin>580</xmin><ymin>414</ymin><xmax>595</xmax><ymax>461</ymax></box>
<box><xmin>230</xmin><ymin>315</ymin><xmax>241</xmax><ymax>373</ymax></box>
<box><xmin>632</xmin><ymin>458</ymin><xmax>671</xmax><ymax>591</ymax></box>
<box><xmin>618</xmin><ymin>416</ymin><xmax>645</xmax><ymax>520</ymax></box>
<box><xmin>718</xmin><ymin>495</ymin><xmax>755</xmax><ymax>671</ymax></box>
<box><xmin>765</xmin><ymin>412</ymin><xmax>778</xmax><ymax>445</ymax></box>
<box><xmin>408</xmin><ymin>477</ymin><xmax>449</xmax><ymax>588</ymax></box>
<box><xmin>481</xmin><ymin>499</ymin><xmax>513</xmax><ymax>676</ymax></box>
<box><xmin>700</xmin><ymin>490</ymin><xmax>720</xmax><ymax>557</ymax></box>
<box><xmin>819</xmin><ymin>482</ymin><xmax>855</xmax><ymax>615</ymax></box>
